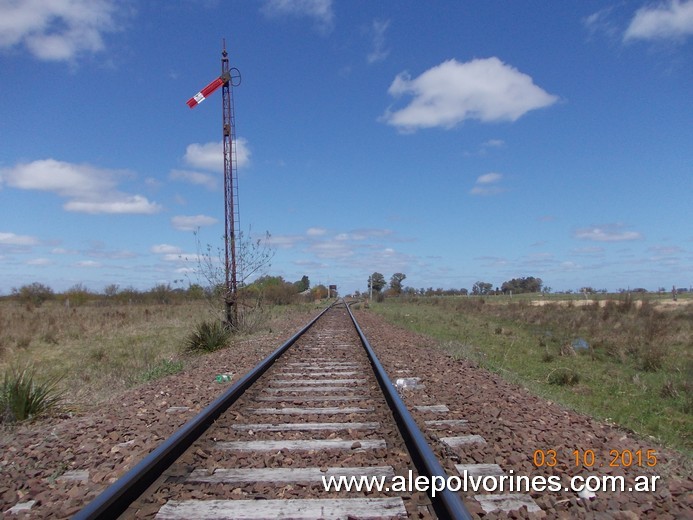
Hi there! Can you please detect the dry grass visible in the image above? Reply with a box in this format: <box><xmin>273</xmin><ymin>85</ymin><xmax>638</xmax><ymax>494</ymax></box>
<box><xmin>0</xmin><ymin>300</ymin><xmax>211</xmax><ymax>407</ymax></box>
<box><xmin>372</xmin><ymin>295</ymin><xmax>693</xmax><ymax>454</ymax></box>
<box><xmin>0</xmin><ymin>299</ymin><xmax>326</xmax><ymax>411</ymax></box>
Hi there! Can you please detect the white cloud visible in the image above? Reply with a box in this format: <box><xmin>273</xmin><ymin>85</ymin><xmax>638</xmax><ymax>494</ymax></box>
<box><xmin>571</xmin><ymin>246</ymin><xmax>605</xmax><ymax>255</ymax></box>
<box><xmin>261</xmin><ymin>0</ymin><xmax>334</xmax><ymax>34</ymax></box>
<box><xmin>169</xmin><ymin>169</ymin><xmax>217</xmax><ymax>190</ymax></box>
<box><xmin>171</xmin><ymin>214</ymin><xmax>218</xmax><ymax>231</ymax></box>
<box><xmin>64</xmin><ymin>195</ymin><xmax>160</xmax><ymax>215</ymax></box>
<box><xmin>306</xmin><ymin>227</ymin><xmax>327</xmax><ymax>236</ymax></box>
<box><xmin>27</xmin><ymin>258</ymin><xmax>51</xmax><ymax>266</ymax></box>
<box><xmin>470</xmin><ymin>172</ymin><xmax>505</xmax><ymax>195</ymax></box>
<box><xmin>476</xmin><ymin>172</ymin><xmax>503</xmax><ymax>184</ymax></box>
<box><xmin>0</xmin><ymin>159</ymin><xmax>161</xmax><ymax>214</ymax></box>
<box><xmin>0</xmin><ymin>0</ymin><xmax>122</xmax><ymax>62</ymax></box>
<box><xmin>162</xmin><ymin>253</ymin><xmax>199</xmax><ymax>263</ymax></box>
<box><xmin>151</xmin><ymin>244</ymin><xmax>182</xmax><ymax>255</ymax></box>
<box><xmin>0</xmin><ymin>232</ymin><xmax>39</xmax><ymax>246</ymax></box>
<box><xmin>381</xmin><ymin>57</ymin><xmax>558</xmax><ymax>132</ymax></box>
<box><xmin>183</xmin><ymin>139</ymin><xmax>251</xmax><ymax>172</ymax></box>
<box><xmin>367</xmin><ymin>19</ymin><xmax>390</xmax><ymax>64</ymax></box>
<box><xmin>584</xmin><ymin>7</ymin><xmax>620</xmax><ymax>40</ymax></box>
<box><xmin>624</xmin><ymin>0</ymin><xmax>693</xmax><ymax>42</ymax></box>
<box><xmin>76</xmin><ymin>260</ymin><xmax>100</xmax><ymax>268</ymax></box>
<box><xmin>574</xmin><ymin>224</ymin><xmax>643</xmax><ymax>242</ymax></box>
<box><xmin>266</xmin><ymin>234</ymin><xmax>306</xmax><ymax>249</ymax></box>
<box><xmin>308</xmin><ymin>240</ymin><xmax>355</xmax><ymax>260</ymax></box>
<box><xmin>482</xmin><ymin>139</ymin><xmax>505</xmax><ymax>149</ymax></box>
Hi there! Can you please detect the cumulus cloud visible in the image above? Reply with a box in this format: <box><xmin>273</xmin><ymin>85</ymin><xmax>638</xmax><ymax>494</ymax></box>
<box><xmin>0</xmin><ymin>159</ymin><xmax>161</xmax><ymax>214</ymax></box>
<box><xmin>171</xmin><ymin>214</ymin><xmax>218</xmax><ymax>231</ymax></box>
<box><xmin>624</xmin><ymin>0</ymin><xmax>693</xmax><ymax>42</ymax></box>
<box><xmin>261</xmin><ymin>0</ymin><xmax>334</xmax><ymax>34</ymax></box>
<box><xmin>470</xmin><ymin>172</ymin><xmax>505</xmax><ymax>195</ymax></box>
<box><xmin>574</xmin><ymin>224</ymin><xmax>643</xmax><ymax>242</ymax></box>
<box><xmin>0</xmin><ymin>0</ymin><xmax>122</xmax><ymax>62</ymax></box>
<box><xmin>381</xmin><ymin>57</ymin><xmax>558</xmax><ymax>132</ymax></box>
<box><xmin>183</xmin><ymin>139</ymin><xmax>251</xmax><ymax>173</ymax></box>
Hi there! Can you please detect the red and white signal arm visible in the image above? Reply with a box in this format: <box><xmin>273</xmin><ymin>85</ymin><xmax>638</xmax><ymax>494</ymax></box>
<box><xmin>186</xmin><ymin>77</ymin><xmax>225</xmax><ymax>109</ymax></box>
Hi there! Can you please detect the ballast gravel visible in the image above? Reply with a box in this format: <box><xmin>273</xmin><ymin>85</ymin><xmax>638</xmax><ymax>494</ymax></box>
<box><xmin>0</xmin><ymin>306</ymin><xmax>690</xmax><ymax>519</ymax></box>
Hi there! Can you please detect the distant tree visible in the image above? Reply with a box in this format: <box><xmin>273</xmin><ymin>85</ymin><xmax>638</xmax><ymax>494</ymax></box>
<box><xmin>103</xmin><ymin>284</ymin><xmax>120</xmax><ymax>298</ymax></box>
<box><xmin>293</xmin><ymin>275</ymin><xmax>310</xmax><ymax>293</ymax></box>
<box><xmin>187</xmin><ymin>283</ymin><xmax>206</xmax><ymax>300</ymax></box>
<box><xmin>149</xmin><ymin>283</ymin><xmax>174</xmax><ymax>304</ymax></box>
<box><xmin>501</xmin><ymin>276</ymin><xmax>543</xmax><ymax>294</ymax></box>
<box><xmin>12</xmin><ymin>282</ymin><xmax>54</xmax><ymax>307</ymax></box>
<box><xmin>312</xmin><ymin>284</ymin><xmax>328</xmax><ymax>300</ymax></box>
<box><xmin>117</xmin><ymin>286</ymin><xmax>142</xmax><ymax>304</ymax></box>
<box><xmin>389</xmin><ymin>273</ymin><xmax>406</xmax><ymax>295</ymax></box>
<box><xmin>472</xmin><ymin>281</ymin><xmax>493</xmax><ymax>296</ymax></box>
<box><xmin>368</xmin><ymin>272</ymin><xmax>386</xmax><ymax>293</ymax></box>
<box><xmin>248</xmin><ymin>275</ymin><xmax>298</xmax><ymax>305</ymax></box>
<box><xmin>64</xmin><ymin>283</ymin><xmax>91</xmax><ymax>306</ymax></box>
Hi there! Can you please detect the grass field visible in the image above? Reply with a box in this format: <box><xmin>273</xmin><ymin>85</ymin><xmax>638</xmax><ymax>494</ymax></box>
<box><xmin>0</xmin><ymin>299</ymin><xmax>318</xmax><ymax>411</ymax></box>
<box><xmin>370</xmin><ymin>294</ymin><xmax>692</xmax><ymax>456</ymax></box>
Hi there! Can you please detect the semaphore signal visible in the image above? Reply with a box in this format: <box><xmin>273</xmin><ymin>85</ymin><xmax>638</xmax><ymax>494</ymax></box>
<box><xmin>186</xmin><ymin>40</ymin><xmax>242</xmax><ymax>328</ymax></box>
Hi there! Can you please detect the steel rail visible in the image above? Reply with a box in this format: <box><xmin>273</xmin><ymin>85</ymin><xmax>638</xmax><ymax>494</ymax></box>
<box><xmin>73</xmin><ymin>303</ymin><xmax>333</xmax><ymax>520</ymax></box>
<box><xmin>345</xmin><ymin>300</ymin><xmax>474</xmax><ymax>520</ymax></box>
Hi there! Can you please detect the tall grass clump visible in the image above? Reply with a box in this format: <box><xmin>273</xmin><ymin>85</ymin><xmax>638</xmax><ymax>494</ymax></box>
<box><xmin>1</xmin><ymin>363</ymin><xmax>64</xmax><ymax>423</ymax></box>
<box><xmin>184</xmin><ymin>320</ymin><xmax>230</xmax><ymax>354</ymax></box>
<box><xmin>139</xmin><ymin>359</ymin><xmax>184</xmax><ymax>382</ymax></box>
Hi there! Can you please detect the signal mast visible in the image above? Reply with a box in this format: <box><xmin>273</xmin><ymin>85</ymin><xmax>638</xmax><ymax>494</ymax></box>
<box><xmin>187</xmin><ymin>41</ymin><xmax>242</xmax><ymax>328</ymax></box>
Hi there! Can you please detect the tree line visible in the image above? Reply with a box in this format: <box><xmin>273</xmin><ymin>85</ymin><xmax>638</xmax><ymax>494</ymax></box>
<box><xmin>5</xmin><ymin>275</ymin><xmax>327</xmax><ymax>307</ymax></box>
<box><xmin>360</xmin><ymin>273</ymin><xmax>546</xmax><ymax>299</ymax></box>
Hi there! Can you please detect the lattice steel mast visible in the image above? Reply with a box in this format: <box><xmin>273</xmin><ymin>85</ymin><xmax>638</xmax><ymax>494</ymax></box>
<box><xmin>187</xmin><ymin>41</ymin><xmax>241</xmax><ymax>328</ymax></box>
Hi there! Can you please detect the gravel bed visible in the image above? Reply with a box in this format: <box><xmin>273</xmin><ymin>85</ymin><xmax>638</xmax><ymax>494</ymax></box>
<box><xmin>1</xmin><ymin>307</ymin><xmax>690</xmax><ymax>519</ymax></box>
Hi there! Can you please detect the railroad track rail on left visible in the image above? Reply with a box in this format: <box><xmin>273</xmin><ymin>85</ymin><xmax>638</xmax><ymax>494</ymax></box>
<box><xmin>73</xmin><ymin>301</ymin><xmax>471</xmax><ymax>520</ymax></box>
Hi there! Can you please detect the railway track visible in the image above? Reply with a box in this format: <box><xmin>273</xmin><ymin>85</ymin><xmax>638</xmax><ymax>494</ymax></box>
<box><xmin>73</xmin><ymin>302</ymin><xmax>474</xmax><ymax>519</ymax></box>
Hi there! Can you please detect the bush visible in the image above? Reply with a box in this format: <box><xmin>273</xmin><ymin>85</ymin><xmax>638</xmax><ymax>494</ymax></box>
<box><xmin>547</xmin><ymin>367</ymin><xmax>580</xmax><ymax>386</ymax></box>
<box><xmin>1</xmin><ymin>364</ymin><xmax>64</xmax><ymax>423</ymax></box>
<box><xmin>184</xmin><ymin>320</ymin><xmax>230</xmax><ymax>354</ymax></box>
<box><xmin>12</xmin><ymin>282</ymin><xmax>54</xmax><ymax>308</ymax></box>
<box><xmin>640</xmin><ymin>343</ymin><xmax>667</xmax><ymax>372</ymax></box>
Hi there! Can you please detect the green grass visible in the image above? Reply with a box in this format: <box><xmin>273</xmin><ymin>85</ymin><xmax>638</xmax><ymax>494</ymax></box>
<box><xmin>371</xmin><ymin>296</ymin><xmax>692</xmax><ymax>456</ymax></box>
<box><xmin>184</xmin><ymin>320</ymin><xmax>231</xmax><ymax>354</ymax></box>
<box><xmin>1</xmin><ymin>363</ymin><xmax>64</xmax><ymax>423</ymax></box>
<box><xmin>138</xmin><ymin>359</ymin><xmax>185</xmax><ymax>382</ymax></box>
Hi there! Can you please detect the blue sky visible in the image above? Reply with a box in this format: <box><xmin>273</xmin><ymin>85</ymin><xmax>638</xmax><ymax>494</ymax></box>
<box><xmin>1</xmin><ymin>0</ymin><xmax>692</xmax><ymax>296</ymax></box>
